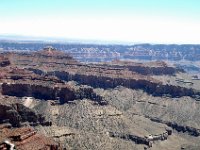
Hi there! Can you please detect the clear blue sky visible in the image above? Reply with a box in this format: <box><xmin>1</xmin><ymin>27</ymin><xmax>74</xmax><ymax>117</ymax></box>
<box><xmin>0</xmin><ymin>0</ymin><xmax>200</xmax><ymax>43</ymax></box>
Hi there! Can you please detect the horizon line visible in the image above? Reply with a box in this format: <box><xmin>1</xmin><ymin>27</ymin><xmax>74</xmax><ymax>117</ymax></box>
<box><xmin>0</xmin><ymin>34</ymin><xmax>200</xmax><ymax>45</ymax></box>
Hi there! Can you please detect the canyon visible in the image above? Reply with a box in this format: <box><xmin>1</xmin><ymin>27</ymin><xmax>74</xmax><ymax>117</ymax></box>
<box><xmin>0</xmin><ymin>46</ymin><xmax>200</xmax><ymax>150</ymax></box>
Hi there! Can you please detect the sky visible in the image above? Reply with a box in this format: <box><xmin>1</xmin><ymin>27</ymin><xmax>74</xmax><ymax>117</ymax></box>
<box><xmin>0</xmin><ymin>0</ymin><xmax>200</xmax><ymax>44</ymax></box>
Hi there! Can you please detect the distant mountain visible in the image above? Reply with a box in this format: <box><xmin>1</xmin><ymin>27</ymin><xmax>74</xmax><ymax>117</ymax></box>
<box><xmin>0</xmin><ymin>40</ymin><xmax>200</xmax><ymax>62</ymax></box>
<box><xmin>0</xmin><ymin>34</ymin><xmax>132</xmax><ymax>45</ymax></box>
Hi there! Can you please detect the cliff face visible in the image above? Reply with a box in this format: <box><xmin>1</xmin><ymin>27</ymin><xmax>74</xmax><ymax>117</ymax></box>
<box><xmin>0</xmin><ymin>56</ymin><xmax>11</xmax><ymax>67</ymax></box>
<box><xmin>4</xmin><ymin>50</ymin><xmax>197</xmax><ymax>100</ymax></box>
<box><xmin>1</xmin><ymin>82</ymin><xmax>105</xmax><ymax>105</ymax></box>
<box><xmin>0</xmin><ymin>102</ymin><xmax>47</xmax><ymax>127</ymax></box>
<box><xmin>48</xmin><ymin>70</ymin><xmax>199</xmax><ymax>98</ymax></box>
<box><xmin>109</xmin><ymin>60</ymin><xmax>184</xmax><ymax>75</ymax></box>
<box><xmin>5</xmin><ymin>51</ymin><xmax>193</xmax><ymax>99</ymax></box>
<box><xmin>127</xmin><ymin>66</ymin><xmax>176</xmax><ymax>75</ymax></box>
<box><xmin>2</xmin><ymin>83</ymin><xmax>56</xmax><ymax>100</ymax></box>
<box><xmin>149</xmin><ymin>117</ymin><xmax>200</xmax><ymax>137</ymax></box>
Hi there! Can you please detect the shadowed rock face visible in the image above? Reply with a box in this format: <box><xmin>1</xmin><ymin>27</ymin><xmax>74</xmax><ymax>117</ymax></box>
<box><xmin>149</xmin><ymin>117</ymin><xmax>200</xmax><ymax>137</ymax></box>
<box><xmin>108</xmin><ymin>131</ymin><xmax>151</xmax><ymax>146</ymax></box>
<box><xmin>2</xmin><ymin>67</ymin><xmax>199</xmax><ymax>104</ymax></box>
<box><xmin>2</xmin><ymin>83</ymin><xmax>57</xmax><ymax>100</ymax></box>
<box><xmin>1</xmin><ymin>82</ymin><xmax>105</xmax><ymax>105</ymax></box>
<box><xmin>0</xmin><ymin>56</ymin><xmax>11</xmax><ymax>67</ymax></box>
<box><xmin>0</xmin><ymin>103</ymin><xmax>47</xmax><ymax>127</ymax></box>
<box><xmin>47</xmin><ymin>70</ymin><xmax>199</xmax><ymax>98</ymax></box>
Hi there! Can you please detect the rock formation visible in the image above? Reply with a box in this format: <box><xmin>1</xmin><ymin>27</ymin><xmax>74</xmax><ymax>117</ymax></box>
<box><xmin>0</xmin><ymin>127</ymin><xmax>60</xmax><ymax>150</ymax></box>
<box><xmin>0</xmin><ymin>47</ymin><xmax>200</xmax><ymax>149</ymax></box>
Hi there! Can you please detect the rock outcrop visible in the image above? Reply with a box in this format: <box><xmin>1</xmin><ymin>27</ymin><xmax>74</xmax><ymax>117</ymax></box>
<box><xmin>0</xmin><ymin>102</ymin><xmax>49</xmax><ymax>127</ymax></box>
<box><xmin>109</xmin><ymin>60</ymin><xmax>184</xmax><ymax>75</ymax></box>
<box><xmin>108</xmin><ymin>131</ymin><xmax>151</xmax><ymax>146</ymax></box>
<box><xmin>1</xmin><ymin>82</ymin><xmax>105</xmax><ymax>105</ymax></box>
<box><xmin>0</xmin><ymin>56</ymin><xmax>10</xmax><ymax>67</ymax></box>
<box><xmin>46</xmin><ymin>70</ymin><xmax>199</xmax><ymax>98</ymax></box>
<box><xmin>149</xmin><ymin>117</ymin><xmax>200</xmax><ymax>137</ymax></box>
<box><xmin>0</xmin><ymin>127</ymin><xmax>61</xmax><ymax>150</ymax></box>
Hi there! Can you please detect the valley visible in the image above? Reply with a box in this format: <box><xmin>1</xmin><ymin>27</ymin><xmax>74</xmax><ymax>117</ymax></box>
<box><xmin>0</xmin><ymin>46</ymin><xmax>200</xmax><ymax>150</ymax></box>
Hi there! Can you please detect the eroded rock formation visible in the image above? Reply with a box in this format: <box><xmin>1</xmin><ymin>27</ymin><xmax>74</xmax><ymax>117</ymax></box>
<box><xmin>0</xmin><ymin>101</ymin><xmax>48</xmax><ymax>127</ymax></box>
<box><xmin>0</xmin><ymin>48</ymin><xmax>200</xmax><ymax>149</ymax></box>
<box><xmin>0</xmin><ymin>127</ymin><xmax>61</xmax><ymax>150</ymax></box>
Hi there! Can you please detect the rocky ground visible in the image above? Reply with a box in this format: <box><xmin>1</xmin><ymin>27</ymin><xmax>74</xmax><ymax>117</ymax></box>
<box><xmin>0</xmin><ymin>47</ymin><xmax>200</xmax><ymax>150</ymax></box>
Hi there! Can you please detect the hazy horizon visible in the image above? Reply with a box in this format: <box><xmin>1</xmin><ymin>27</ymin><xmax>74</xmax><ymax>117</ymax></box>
<box><xmin>0</xmin><ymin>0</ymin><xmax>200</xmax><ymax>44</ymax></box>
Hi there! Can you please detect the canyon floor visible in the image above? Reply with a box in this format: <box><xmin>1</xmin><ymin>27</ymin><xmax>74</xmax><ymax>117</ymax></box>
<box><xmin>0</xmin><ymin>47</ymin><xmax>200</xmax><ymax>150</ymax></box>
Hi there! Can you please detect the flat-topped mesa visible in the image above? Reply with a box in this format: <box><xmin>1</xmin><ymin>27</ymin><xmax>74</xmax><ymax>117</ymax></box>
<box><xmin>1</xmin><ymin>49</ymin><xmax>199</xmax><ymax>99</ymax></box>
<box><xmin>3</xmin><ymin>46</ymin><xmax>79</xmax><ymax>67</ymax></box>
<box><xmin>0</xmin><ymin>66</ymin><xmax>63</xmax><ymax>84</ymax></box>
<box><xmin>39</xmin><ymin>46</ymin><xmax>62</xmax><ymax>56</ymax></box>
<box><xmin>43</xmin><ymin>46</ymin><xmax>56</xmax><ymax>51</ymax></box>
<box><xmin>110</xmin><ymin>60</ymin><xmax>184</xmax><ymax>75</ymax></box>
<box><xmin>35</xmin><ymin>46</ymin><xmax>79</xmax><ymax>64</ymax></box>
